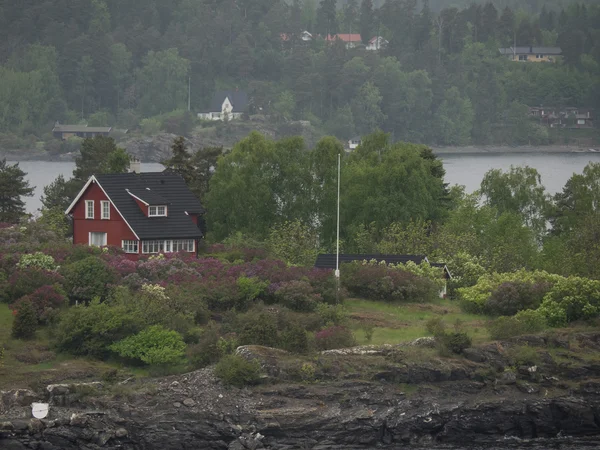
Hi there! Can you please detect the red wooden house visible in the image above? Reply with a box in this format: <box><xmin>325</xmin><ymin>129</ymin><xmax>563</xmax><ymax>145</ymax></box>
<box><xmin>65</xmin><ymin>172</ymin><xmax>204</xmax><ymax>259</ymax></box>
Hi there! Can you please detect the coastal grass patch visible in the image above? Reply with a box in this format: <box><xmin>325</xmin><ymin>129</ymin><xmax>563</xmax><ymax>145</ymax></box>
<box><xmin>346</xmin><ymin>298</ymin><xmax>490</xmax><ymax>346</ymax></box>
<box><xmin>0</xmin><ymin>303</ymin><xmax>130</xmax><ymax>390</ymax></box>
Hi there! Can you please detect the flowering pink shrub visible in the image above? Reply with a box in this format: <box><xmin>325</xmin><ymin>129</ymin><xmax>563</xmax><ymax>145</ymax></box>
<box><xmin>315</xmin><ymin>326</ymin><xmax>356</xmax><ymax>350</ymax></box>
<box><xmin>104</xmin><ymin>255</ymin><xmax>137</xmax><ymax>277</ymax></box>
<box><xmin>10</xmin><ymin>284</ymin><xmax>67</xmax><ymax>323</ymax></box>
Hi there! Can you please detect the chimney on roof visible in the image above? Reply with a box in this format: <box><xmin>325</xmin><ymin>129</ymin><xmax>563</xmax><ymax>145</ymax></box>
<box><xmin>128</xmin><ymin>157</ymin><xmax>141</xmax><ymax>174</ymax></box>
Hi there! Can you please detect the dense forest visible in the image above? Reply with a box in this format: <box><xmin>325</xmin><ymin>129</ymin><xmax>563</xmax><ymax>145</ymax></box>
<box><xmin>0</xmin><ymin>0</ymin><xmax>599</xmax><ymax>149</ymax></box>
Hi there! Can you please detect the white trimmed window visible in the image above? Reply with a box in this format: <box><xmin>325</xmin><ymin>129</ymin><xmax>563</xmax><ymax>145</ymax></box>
<box><xmin>142</xmin><ymin>239</ymin><xmax>195</xmax><ymax>254</ymax></box>
<box><xmin>148</xmin><ymin>205</ymin><xmax>167</xmax><ymax>217</ymax></box>
<box><xmin>85</xmin><ymin>200</ymin><xmax>94</xmax><ymax>219</ymax></box>
<box><xmin>173</xmin><ymin>239</ymin><xmax>195</xmax><ymax>252</ymax></box>
<box><xmin>89</xmin><ymin>232</ymin><xmax>107</xmax><ymax>247</ymax></box>
<box><xmin>122</xmin><ymin>240</ymin><xmax>139</xmax><ymax>254</ymax></box>
<box><xmin>142</xmin><ymin>240</ymin><xmax>164</xmax><ymax>254</ymax></box>
<box><xmin>101</xmin><ymin>201</ymin><xmax>110</xmax><ymax>219</ymax></box>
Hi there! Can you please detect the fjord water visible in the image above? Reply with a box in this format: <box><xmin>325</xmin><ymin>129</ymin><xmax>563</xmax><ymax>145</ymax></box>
<box><xmin>12</xmin><ymin>153</ymin><xmax>600</xmax><ymax>214</ymax></box>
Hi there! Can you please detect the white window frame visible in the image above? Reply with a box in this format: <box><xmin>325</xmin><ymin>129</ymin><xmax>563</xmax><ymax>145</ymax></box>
<box><xmin>85</xmin><ymin>200</ymin><xmax>94</xmax><ymax>219</ymax></box>
<box><xmin>89</xmin><ymin>232</ymin><xmax>107</xmax><ymax>247</ymax></box>
<box><xmin>101</xmin><ymin>200</ymin><xmax>110</xmax><ymax>220</ymax></box>
<box><xmin>148</xmin><ymin>205</ymin><xmax>167</xmax><ymax>217</ymax></box>
<box><xmin>122</xmin><ymin>240</ymin><xmax>139</xmax><ymax>254</ymax></box>
<box><xmin>142</xmin><ymin>239</ymin><xmax>195</xmax><ymax>254</ymax></box>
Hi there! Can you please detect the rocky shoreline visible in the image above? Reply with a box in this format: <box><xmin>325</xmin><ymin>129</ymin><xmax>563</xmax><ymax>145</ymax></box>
<box><xmin>3</xmin><ymin>334</ymin><xmax>600</xmax><ymax>449</ymax></box>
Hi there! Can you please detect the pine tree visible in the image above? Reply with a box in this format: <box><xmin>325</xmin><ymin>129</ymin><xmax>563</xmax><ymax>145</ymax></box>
<box><xmin>0</xmin><ymin>159</ymin><xmax>34</xmax><ymax>224</ymax></box>
<box><xmin>163</xmin><ymin>136</ymin><xmax>194</xmax><ymax>185</ymax></box>
<box><xmin>360</xmin><ymin>0</ymin><xmax>374</xmax><ymax>45</ymax></box>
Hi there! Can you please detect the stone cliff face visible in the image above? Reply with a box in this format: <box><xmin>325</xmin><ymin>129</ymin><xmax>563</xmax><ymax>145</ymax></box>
<box><xmin>3</xmin><ymin>338</ymin><xmax>600</xmax><ymax>449</ymax></box>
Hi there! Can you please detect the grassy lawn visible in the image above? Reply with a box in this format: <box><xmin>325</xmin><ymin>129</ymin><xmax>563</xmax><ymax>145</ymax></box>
<box><xmin>0</xmin><ymin>304</ymin><xmax>134</xmax><ymax>390</ymax></box>
<box><xmin>346</xmin><ymin>298</ymin><xmax>491</xmax><ymax>346</ymax></box>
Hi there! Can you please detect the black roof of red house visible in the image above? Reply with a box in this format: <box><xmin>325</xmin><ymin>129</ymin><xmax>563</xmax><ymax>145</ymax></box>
<box><xmin>67</xmin><ymin>172</ymin><xmax>204</xmax><ymax>240</ymax></box>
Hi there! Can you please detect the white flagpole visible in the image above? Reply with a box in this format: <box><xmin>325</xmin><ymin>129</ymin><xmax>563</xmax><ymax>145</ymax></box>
<box><xmin>335</xmin><ymin>153</ymin><xmax>341</xmax><ymax>279</ymax></box>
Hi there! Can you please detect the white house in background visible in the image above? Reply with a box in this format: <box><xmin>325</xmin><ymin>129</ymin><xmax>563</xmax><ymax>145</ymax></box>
<box><xmin>197</xmin><ymin>91</ymin><xmax>249</xmax><ymax>121</ymax></box>
<box><xmin>366</xmin><ymin>36</ymin><xmax>388</xmax><ymax>51</ymax></box>
<box><xmin>348</xmin><ymin>137</ymin><xmax>362</xmax><ymax>150</ymax></box>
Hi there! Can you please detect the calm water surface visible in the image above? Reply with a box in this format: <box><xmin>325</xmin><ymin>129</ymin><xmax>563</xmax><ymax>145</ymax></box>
<box><xmin>11</xmin><ymin>153</ymin><xmax>600</xmax><ymax>214</ymax></box>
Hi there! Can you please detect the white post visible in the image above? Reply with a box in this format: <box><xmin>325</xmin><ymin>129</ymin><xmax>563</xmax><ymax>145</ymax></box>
<box><xmin>335</xmin><ymin>153</ymin><xmax>341</xmax><ymax>279</ymax></box>
<box><xmin>188</xmin><ymin>76</ymin><xmax>191</xmax><ymax>112</ymax></box>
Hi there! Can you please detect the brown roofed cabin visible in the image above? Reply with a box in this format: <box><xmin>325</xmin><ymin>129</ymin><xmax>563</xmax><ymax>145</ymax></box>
<box><xmin>53</xmin><ymin>122</ymin><xmax>112</xmax><ymax>140</ymax></box>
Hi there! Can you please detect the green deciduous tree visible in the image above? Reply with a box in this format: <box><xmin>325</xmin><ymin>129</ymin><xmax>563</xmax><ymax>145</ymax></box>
<box><xmin>0</xmin><ymin>159</ymin><xmax>34</xmax><ymax>223</ymax></box>
<box><xmin>480</xmin><ymin>166</ymin><xmax>550</xmax><ymax>240</ymax></box>
<box><xmin>136</xmin><ymin>48</ymin><xmax>190</xmax><ymax>117</ymax></box>
<box><xmin>267</xmin><ymin>220</ymin><xmax>320</xmax><ymax>266</ymax></box>
<box><xmin>351</xmin><ymin>82</ymin><xmax>386</xmax><ymax>135</ymax></box>
<box><xmin>433</xmin><ymin>86</ymin><xmax>474</xmax><ymax>145</ymax></box>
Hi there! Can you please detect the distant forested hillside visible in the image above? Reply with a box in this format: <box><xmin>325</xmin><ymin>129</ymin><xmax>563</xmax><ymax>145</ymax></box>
<box><xmin>0</xmin><ymin>0</ymin><xmax>598</xmax><ymax>150</ymax></box>
<box><xmin>428</xmin><ymin>0</ymin><xmax>600</xmax><ymax>13</ymax></box>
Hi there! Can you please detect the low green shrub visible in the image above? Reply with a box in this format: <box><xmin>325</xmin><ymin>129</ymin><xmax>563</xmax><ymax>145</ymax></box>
<box><xmin>215</xmin><ymin>354</ymin><xmax>261</xmax><ymax>387</ymax></box>
<box><xmin>12</xmin><ymin>300</ymin><xmax>37</xmax><ymax>339</ymax></box>
<box><xmin>436</xmin><ymin>332</ymin><xmax>471</xmax><ymax>355</ymax></box>
<box><xmin>275</xmin><ymin>280</ymin><xmax>321</xmax><ymax>312</ymax></box>
<box><xmin>53</xmin><ymin>299</ymin><xmax>140</xmax><ymax>358</ymax></box>
<box><xmin>315</xmin><ymin>326</ymin><xmax>356</xmax><ymax>350</ymax></box>
<box><xmin>315</xmin><ymin>303</ymin><xmax>348</xmax><ymax>326</ymax></box>
<box><xmin>279</xmin><ymin>325</ymin><xmax>311</xmax><ymax>354</ymax></box>
<box><xmin>236</xmin><ymin>276</ymin><xmax>268</xmax><ymax>310</ymax></box>
<box><xmin>341</xmin><ymin>261</ymin><xmax>439</xmax><ymax>303</ymax></box>
<box><xmin>187</xmin><ymin>323</ymin><xmax>222</xmax><ymax>368</ymax></box>
<box><xmin>425</xmin><ymin>316</ymin><xmax>446</xmax><ymax>335</ymax></box>
<box><xmin>485</xmin><ymin>281</ymin><xmax>550</xmax><ymax>316</ymax></box>
<box><xmin>487</xmin><ymin>309</ymin><xmax>547</xmax><ymax>340</ymax></box>
<box><xmin>507</xmin><ymin>345</ymin><xmax>540</xmax><ymax>367</ymax></box>
<box><xmin>110</xmin><ymin>325</ymin><xmax>186</xmax><ymax>366</ymax></box>
<box><xmin>61</xmin><ymin>257</ymin><xmax>117</xmax><ymax>303</ymax></box>
<box><xmin>238</xmin><ymin>313</ymin><xmax>278</xmax><ymax>347</ymax></box>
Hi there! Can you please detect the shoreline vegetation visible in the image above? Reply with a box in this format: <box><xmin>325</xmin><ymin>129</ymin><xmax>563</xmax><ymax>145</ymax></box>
<box><xmin>2</xmin><ymin>143</ymin><xmax>600</xmax><ymax>163</ymax></box>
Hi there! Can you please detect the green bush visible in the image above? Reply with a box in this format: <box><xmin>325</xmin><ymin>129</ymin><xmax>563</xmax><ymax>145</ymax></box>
<box><xmin>538</xmin><ymin>277</ymin><xmax>600</xmax><ymax>326</ymax></box>
<box><xmin>436</xmin><ymin>332</ymin><xmax>472</xmax><ymax>355</ymax></box>
<box><xmin>12</xmin><ymin>300</ymin><xmax>37</xmax><ymax>339</ymax></box>
<box><xmin>53</xmin><ymin>299</ymin><xmax>140</xmax><ymax>358</ymax></box>
<box><xmin>485</xmin><ymin>281</ymin><xmax>550</xmax><ymax>316</ymax></box>
<box><xmin>275</xmin><ymin>280</ymin><xmax>321</xmax><ymax>312</ymax></box>
<box><xmin>315</xmin><ymin>303</ymin><xmax>348</xmax><ymax>326</ymax></box>
<box><xmin>341</xmin><ymin>261</ymin><xmax>439</xmax><ymax>303</ymax></box>
<box><xmin>187</xmin><ymin>322</ymin><xmax>222</xmax><ymax>368</ymax></box>
<box><xmin>61</xmin><ymin>257</ymin><xmax>117</xmax><ymax>303</ymax></box>
<box><xmin>215</xmin><ymin>354</ymin><xmax>261</xmax><ymax>387</ymax></box>
<box><xmin>279</xmin><ymin>325</ymin><xmax>311</xmax><ymax>354</ymax></box>
<box><xmin>315</xmin><ymin>326</ymin><xmax>356</xmax><ymax>350</ymax></box>
<box><xmin>507</xmin><ymin>345</ymin><xmax>540</xmax><ymax>367</ymax></box>
<box><xmin>238</xmin><ymin>313</ymin><xmax>278</xmax><ymax>347</ymax></box>
<box><xmin>487</xmin><ymin>309</ymin><xmax>547</xmax><ymax>340</ymax></box>
<box><xmin>458</xmin><ymin>269</ymin><xmax>561</xmax><ymax>314</ymax></box>
<box><xmin>110</xmin><ymin>325</ymin><xmax>186</xmax><ymax>366</ymax></box>
<box><xmin>236</xmin><ymin>276</ymin><xmax>268</xmax><ymax>310</ymax></box>
<box><xmin>425</xmin><ymin>316</ymin><xmax>446</xmax><ymax>336</ymax></box>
